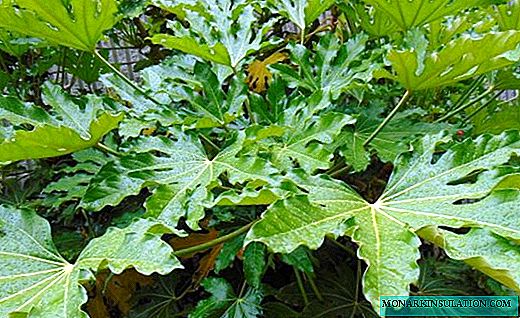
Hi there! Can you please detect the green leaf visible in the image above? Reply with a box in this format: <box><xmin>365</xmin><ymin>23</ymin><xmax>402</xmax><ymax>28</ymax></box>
<box><xmin>41</xmin><ymin>149</ymin><xmax>109</xmax><ymax>209</ymax></box>
<box><xmin>255</xmin><ymin>112</ymin><xmax>355</xmax><ymax>173</ymax></box>
<box><xmin>152</xmin><ymin>0</ymin><xmax>273</xmax><ymax>68</ymax></box>
<box><xmin>333</xmin><ymin>106</ymin><xmax>450</xmax><ymax>171</ymax></box>
<box><xmin>247</xmin><ymin>131</ymin><xmax>520</xmax><ymax>310</ymax></box>
<box><xmin>185</xmin><ymin>62</ymin><xmax>247</xmax><ymax>127</ymax></box>
<box><xmin>494</xmin><ymin>0</ymin><xmax>520</xmax><ymax>31</ymax></box>
<box><xmin>0</xmin><ymin>29</ymin><xmax>38</xmax><ymax>57</ymax></box>
<box><xmin>0</xmin><ymin>85</ymin><xmax>123</xmax><ymax>163</ymax></box>
<box><xmin>273</xmin><ymin>34</ymin><xmax>376</xmax><ymax>104</ymax></box>
<box><xmin>280</xmin><ymin>246</ymin><xmax>314</xmax><ymax>274</ymax></box>
<box><xmin>267</xmin><ymin>0</ymin><xmax>335</xmax><ymax>32</ymax></box>
<box><xmin>0</xmin><ymin>112</ymin><xmax>122</xmax><ymax>163</ymax></box>
<box><xmin>151</xmin><ymin>35</ymin><xmax>231</xmax><ymax>66</ymax></box>
<box><xmin>215</xmin><ymin>234</ymin><xmax>245</xmax><ymax>273</ymax></box>
<box><xmin>76</xmin><ymin>220</ymin><xmax>182</xmax><ymax>275</ymax></box>
<box><xmin>190</xmin><ymin>278</ymin><xmax>263</xmax><ymax>318</ymax></box>
<box><xmin>471</xmin><ymin>100</ymin><xmax>520</xmax><ymax>135</ymax></box>
<box><xmin>82</xmin><ymin>133</ymin><xmax>277</xmax><ymax>231</ymax></box>
<box><xmin>243</xmin><ymin>242</ymin><xmax>267</xmax><ymax>288</ymax></box>
<box><xmin>0</xmin><ymin>0</ymin><xmax>119</xmax><ymax>52</ymax></box>
<box><xmin>363</xmin><ymin>0</ymin><xmax>499</xmax><ymax>30</ymax></box>
<box><xmin>389</xmin><ymin>31</ymin><xmax>520</xmax><ymax>90</ymax></box>
<box><xmin>341</xmin><ymin>3</ymin><xmax>399</xmax><ymax>37</ymax></box>
<box><xmin>420</xmin><ymin>227</ymin><xmax>520</xmax><ymax>292</ymax></box>
<box><xmin>0</xmin><ymin>206</ymin><xmax>180</xmax><ymax>317</ymax></box>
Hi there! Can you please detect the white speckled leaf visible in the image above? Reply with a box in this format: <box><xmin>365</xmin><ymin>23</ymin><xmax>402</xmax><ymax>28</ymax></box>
<box><xmin>247</xmin><ymin>131</ymin><xmax>520</xmax><ymax>311</ymax></box>
<box><xmin>0</xmin><ymin>206</ymin><xmax>180</xmax><ymax>318</ymax></box>
<box><xmin>83</xmin><ymin>132</ymin><xmax>277</xmax><ymax>231</ymax></box>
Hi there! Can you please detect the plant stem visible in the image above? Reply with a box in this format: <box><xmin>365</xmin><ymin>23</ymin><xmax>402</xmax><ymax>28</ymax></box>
<box><xmin>93</xmin><ymin>49</ymin><xmax>163</xmax><ymax>106</ymax></box>
<box><xmin>364</xmin><ymin>90</ymin><xmax>411</xmax><ymax>147</ymax></box>
<box><xmin>306</xmin><ymin>273</ymin><xmax>323</xmax><ymax>302</ymax></box>
<box><xmin>327</xmin><ymin>236</ymin><xmax>357</xmax><ymax>257</ymax></box>
<box><xmin>199</xmin><ymin>134</ymin><xmax>221</xmax><ymax>152</ymax></box>
<box><xmin>96</xmin><ymin>142</ymin><xmax>122</xmax><ymax>157</ymax></box>
<box><xmin>244</xmin><ymin>99</ymin><xmax>256</xmax><ymax>124</ymax></box>
<box><xmin>435</xmin><ymin>86</ymin><xmax>496</xmax><ymax>123</ymax></box>
<box><xmin>174</xmin><ymin>222</ymin><xmax>254</xmax><ymax>257</ymax></box>
<box><xmin>463</xmin><ymin>90</ymin><xmax>506</xmax><ymax>123</ymax></box>
<box><xmin>300</xmin><ymin>27</ymin><xmax>305</xmax><ymax>45</ymax></box>
<box><xmin>329</xmin><ymin>165</ymin><xmax>351</xmax><ymax>178</ymax></box>
<box><xmin>293</xmin><ymin>267</ymin><xmax>309</xmax><ymax>306</ymax></box>
<box><xmin>447</xmin><ymin>75</ymin><xmax>485</xmax><ymax>112</ymax></box>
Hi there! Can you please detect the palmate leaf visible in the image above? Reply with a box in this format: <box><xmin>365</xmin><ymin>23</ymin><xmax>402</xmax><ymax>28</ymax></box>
<box><xmin>332</xmin><ymin>106</ymin><xmax>450</xmax><ymax>171</ymax></box>
<box><xmin>0</xmin><ymin>206</ymin><xmax>181</xmax><ymax>318</ymax></box>
<box><xmin>0</xmin><ymin>0</ymin><xmax>119</xmax><ymax>52</ymax></box>
<box><xmin>41</xmin><ymin>149</ymin><xmax>110</xmax><ymax>209</ymax></box>
<box><xmin>389</xmin><ymin>30</ymin><xmax>520</xmax><ymax>90</ymax></box>
<box><xmin>82</xmin><ymin>132</ymin><xmax>277</xmax><ymax>231</ymax></box>
<box><xmin>190</xmin><ymin>277</ymin><xmax>263</xmax><ymax>318</ymax></box>
<box><xmin>0</xmin><ymin>84</ymin><xmax>123</xmax><ymax>163</ymax></box>
<box><xmin>152</xmin><ymin>0</ymin><xmax>273</xmax><ymax>68</ymax></box>
<box><xmin>272</xmin><ymin>34</ymin><xmax>376</xmax><ymax>104</ymax></box>
<box><xmin>246</xmin><ymin>131</ymin><xmax>520</xmax><ymax>310</ymax></box>
<box><xmin>267</xmin><ymin>0</ymin><xmax>335</xmax><ymax>33</ymax></box>
<box><xmin>249</xmin><ymin>111</ymin><xmax>355</xmax><ymax>173</ymax></box>
<box><xmin>363</xmin><ymin>0</ymin><xmax>499</xmax><ymax>31</ymax></box>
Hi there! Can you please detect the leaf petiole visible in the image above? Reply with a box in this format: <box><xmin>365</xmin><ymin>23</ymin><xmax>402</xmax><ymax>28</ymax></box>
<box><xmin>364</xmin><ymin>90</ymin><xmax>412</xmax><ymax>147</ymax></box>
<box><xmin>93</xmin><ymin>49</ymin><xmax>163</xmax><ymax>106</ymax></box>
<box><xmin>95</xmin><ymin>142</ymin><xmax>122</xmax><ymax>157</ymax></box>
<box><xmin>294</xmin><ymin>266</ymin><xmax>309</xmax><ymax>305</ymax></box>
<box><xmin>174</xmin><ymin>222</ymin><xmax>255</xmax><ymax>257</ymax></box>
<box><xmin>435</xmin><ymin>87</ymin><xmax>500</xmax><ymax>123</ymax></box>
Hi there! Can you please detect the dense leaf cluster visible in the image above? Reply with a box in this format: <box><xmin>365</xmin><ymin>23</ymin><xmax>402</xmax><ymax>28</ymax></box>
<box><xmin>0</xmin><ymin>0</ymin><xmax>519</xmax><ymax>317</ymax></box>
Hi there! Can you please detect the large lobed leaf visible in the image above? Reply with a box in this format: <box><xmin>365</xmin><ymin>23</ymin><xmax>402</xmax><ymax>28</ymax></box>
<box><xmin>272</xmin><ymin>34</ymin><xmax>376</xmax><ymax>105</ymax></box>
<box><xmin>363</xmin><ymin>0</ymin><xmax>500</xmax><ymax>31</ymax></box>
<box><xmin>152</xmin><ymin>0</ymin><xmax>273</xmax><ymax>68</ymax></box>
<box><xmin>0</xmin><ymin>206</ymin><xmax>181</xmax><ymax>318</ymax></box>
<box><xmin>0</xmin><ymin>83</ymin><xmax>123</xmax><ymax>163</ymax></box>
<box><xmin>389</xmin><ymin>30</ymin><xmax>520</xmax><ymax>90</ymax></box>
<box><xmin>246</xmin><ymin>131</ymin><xmax>520</xmax><ymax>310</ymax></box>
<box><xmin>82</xmin><ymin>132</ymin><xmax>277</xmax><ymax>231</ymax></box>
<box><xmin>0</xmin><ymin>0</ymin><xmax>119</xmax><ymax>52</ymax></box>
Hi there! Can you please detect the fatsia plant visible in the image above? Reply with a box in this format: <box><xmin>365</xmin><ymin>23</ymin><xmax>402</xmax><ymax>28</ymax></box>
<box><xmin>2</xmin><ymin>0</ymin><xmax>520</xmax><ymax>316</ymax></box>
<box><xmin>246</xmin><ymin>131</ymin><xmax>520</xmax><ymax>309</ymax></box>
<box><xmin>0</xmin><ymin>206</ymin><xmax>180</xmax><ymax>317</ymax></box>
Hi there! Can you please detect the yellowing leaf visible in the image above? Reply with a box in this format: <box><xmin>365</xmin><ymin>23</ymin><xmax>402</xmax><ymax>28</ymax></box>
<box><xmin>247</xmin><ymin>52</ymin><xmax>288</xmax><ymax>93</ymax></box>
